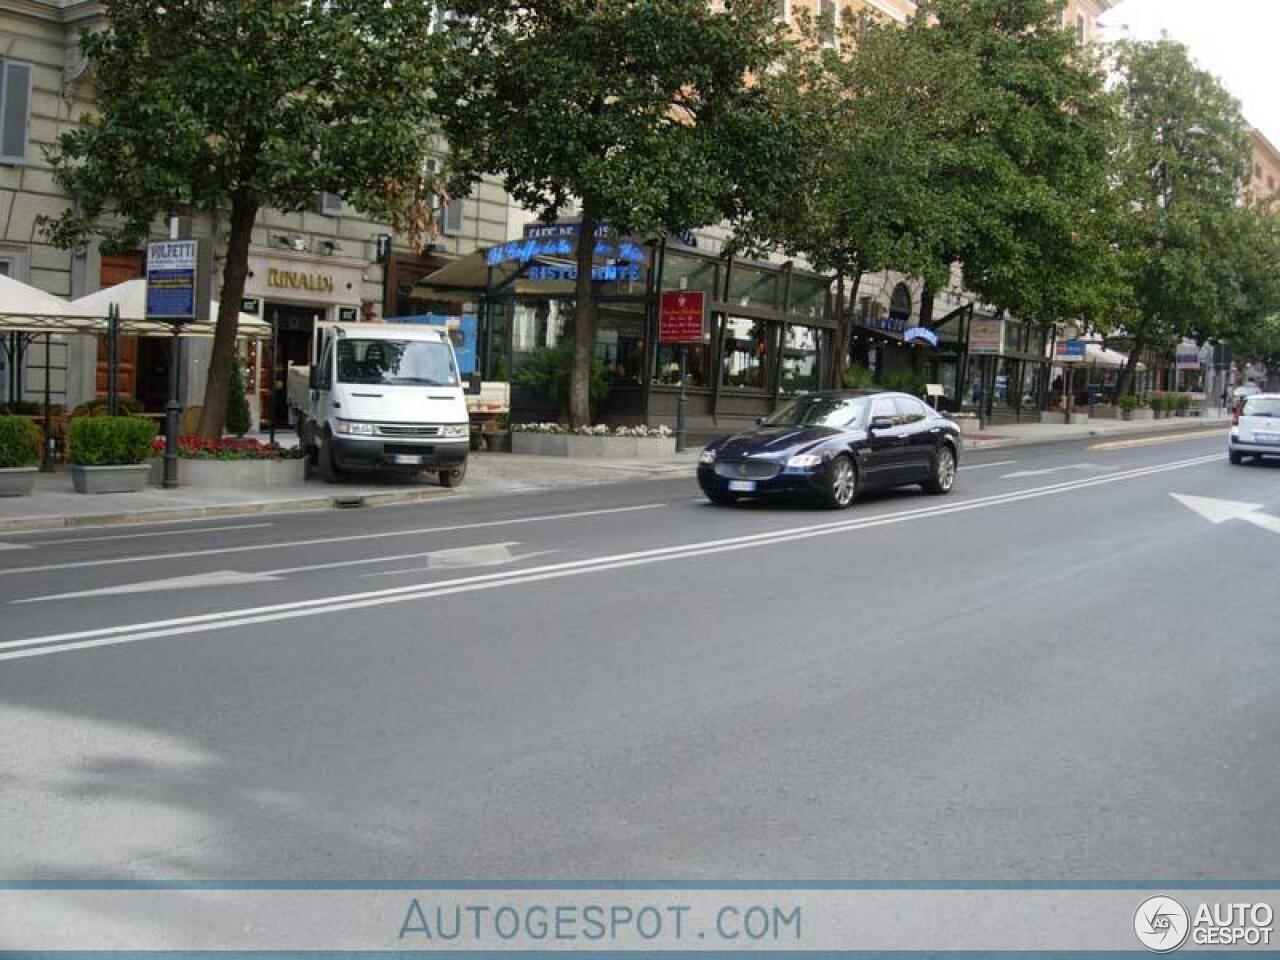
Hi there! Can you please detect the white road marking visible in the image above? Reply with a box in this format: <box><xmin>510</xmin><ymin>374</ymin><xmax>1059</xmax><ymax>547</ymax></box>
<box><xmin>959</xmin><ymin>460</ymin><xmax>1018</xmax><ymax>471</ymax></box>
<box><xmin>31</xmin><ymin>522</ymin><xmax>273</xmax><ymax>546</ymax></box>
<box><xmin>363</xmin><ymin>547</ymin><xmax>557</xmax><ymax>577</ymax></box>
<box><xmin>1000</xmin><ymin>464</ymin><xmax>1117</xmax><ymax>480</ymax></box>
<box><xmin>1171</xmin><ymin>493</ymin><xmax>1280</xmax><ymax>535</ymax></box>
<box><xmin>0</xmin><ymin>452</ymin><xmax>1219</xmax><ymax>663</ymax></box>
<box><xmin>0</xmin><ymin>543</ymin><xmax>31</xmax><ymax>551</ymax></box>
<box><xmin>1090</xmin><ymin>429</ymin><xmax>1225</xmax><ymax>450</ymax></box>
<box><xmin>13</xmin><ymin>570</ymin><xmax>281</xmax><ymax>604</ymax></box>
<box><xmin>0</xmin><ymin>503</ymin><xmax>666</xmax><ymax>576</ymax></box>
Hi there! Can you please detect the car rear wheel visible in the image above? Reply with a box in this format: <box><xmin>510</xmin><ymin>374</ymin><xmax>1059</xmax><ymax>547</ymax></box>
<box><xmin>924</xmin><ymin>445</ymin><xmax>957</xmax><ymax>494</ymax></box>
<box><xmin>821</xmin><ymin>455</ymin><xmax>858</xmax><ymax>509</ymax></box>
<box><xmin>318</xmin><ymin>434</ymin><xmax>343</xmax><ymax>483</ymax></box>
<box><xmin>1229</xmin><ymin>449</ymin><xmax>1244</xmax><ymax>465</ymax></box>
<box><xmin>704</xmin><ymin>488</ymin><xmax>737</xmax><ymax>506</ymax></box>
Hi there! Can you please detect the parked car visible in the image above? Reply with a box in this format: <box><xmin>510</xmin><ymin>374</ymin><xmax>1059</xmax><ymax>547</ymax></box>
<box><xmin>1229</xmin><ymin>393</ymin><xmax>1280</xmax><ymax>464</ymax></box>
<box><xmin>697</xmin><ymin>390</ymin><xmax>962</xmax><ymax>509</ymax></box>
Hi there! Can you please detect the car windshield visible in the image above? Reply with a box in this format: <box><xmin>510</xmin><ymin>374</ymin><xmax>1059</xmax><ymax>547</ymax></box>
<box><xmin>1242</xmin><ymin>397</ymin><xmax>1280</xmax><ymax>418</ymax></box>
<box><xmin>763</xmin><ymin>395</ymin><xmax>869</xmax><ymax>428</ymax></box>
<box><xmin>336</xmin><ymin>338</ymin><xmax>458</xmax><ymax>386</ymax></box>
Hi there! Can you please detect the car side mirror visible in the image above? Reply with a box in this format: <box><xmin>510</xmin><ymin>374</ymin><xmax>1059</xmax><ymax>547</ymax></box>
<box><xmin>869</xmin><ymin>416</ymin><xmax>895</xmax><ymax>432</ymax></box>
<box><xmin>465</xmin><ymin>373</ymin><xmax>482</xmax><ymax>396</ymax></box>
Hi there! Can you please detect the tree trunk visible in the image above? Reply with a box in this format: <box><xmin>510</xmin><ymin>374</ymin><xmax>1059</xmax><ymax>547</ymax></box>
<box><xmin>196</xmin><ymin>193</ymin><xmax>259</xmax><ymax>439</ymax></box>
<box><xmin>568</xmin><ymin>208</ymin><xmax>598</xmax><ymax>428</ymax></box>
<box><xmin>833</xmin><ymin>268</ymin><xmax>862</xmax><ymax>387</ymax></box>
<box><xmin>1113</xmin><ymin>335</ymin><xmax>1144</xmax><ymax>399</ymax></box>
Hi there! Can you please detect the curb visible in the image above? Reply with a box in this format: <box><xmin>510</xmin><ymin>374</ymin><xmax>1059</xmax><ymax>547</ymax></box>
<box><xmin>961</xmin><ymin>417</ymin><xmax>1229</xmax><ymax>451</ymax></box>
<box><xmin>0</xmin><ymin>487</ymin><xmax>452</xmax><ymax>534</ymax></box>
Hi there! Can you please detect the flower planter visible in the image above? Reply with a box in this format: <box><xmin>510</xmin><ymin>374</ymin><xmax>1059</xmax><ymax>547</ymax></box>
<box><xmin>0</xmin><ymin>466</ymin><xmax>37</xmax><ymax>497</ymax></box>
<box><xmin>1128</xmin><ymin>408</ymin><xmax>1154</xmax><ymax>421</ymax></box>
<box><xmin>483</xmin><ymin>431</ymin><xmax>511</xmax><ymax>453</ymax></box>
<box><xmin>146</xmin><ymin>457</ymin><xmax>306</xmax><ymax>488</ymax></box>
<box><xmin>1041</xmin><ymin>411</ymin><xmax>1088</xmax><ymax>425</ymax></box>
<box><xmin>71</xmin><ymin>463</ymin><xmax>151</xmax><ymax>494</ymax></box>
<box><xmin>512</xmin><ymin>432</ymin><xmax>676</xmax><ymax>459</ymax></box>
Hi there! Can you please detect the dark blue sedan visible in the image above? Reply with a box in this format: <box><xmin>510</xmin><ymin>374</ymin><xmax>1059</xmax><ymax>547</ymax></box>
<box><xmin>697</xmin><ymin>390</ymin><xmax>962</xmax><ymax>508</ymax></box>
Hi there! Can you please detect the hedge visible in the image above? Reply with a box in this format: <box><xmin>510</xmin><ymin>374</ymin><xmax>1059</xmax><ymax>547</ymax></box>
<box><xmin>0</xmin><ymin>416</ymin><xmax>41</xmax><ymax>468</ymax></box>
<box><xmin>68</xmin><ymin>416</ymin><xmax>157</xmax><ymax>466</ymax></box>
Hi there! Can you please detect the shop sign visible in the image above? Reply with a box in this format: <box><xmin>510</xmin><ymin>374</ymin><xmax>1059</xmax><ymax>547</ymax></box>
<box><xmin>1176</xmin><ymin>343</ymin><xmax>1202</xmax><ymax>369</ymax></box>
<box><xmin>338</xmin><ymin>307</ymin><xmax>359</xmax><ymax>323</ymax></box>
<box><xmin>522</xmin><ymin>221</ymin><xmax>613</xmax><ymax>240</ymax></box>
<box><xmin>525</xmin><ymin>263</ymin><xmax>641</xmax><ymax>282</ymax></box>
<box><xmin>659</xmin><ymin>290</ymin><xmax>706</xmax><ymax>344</ymax></box>
<box><xmin>240</xmin><ymin>298</ymin><xmax>261</xmax><ymax>315</ymax></box>
<box><xmin>903</xmin><ymin>326</ymin><xmax>939</xmax><ymax>347</ymax></box>
<box><xmin>1056</xmin><ymin>338</ymin><xmax>1085</xmax><ymax>362</ymax></box>
<box><xmin>969</xmin><ymin>317</ymin><xmax>1003</xmax><ymax>355</ymax></box>
<box><xmin>488</xmin><ymin>237</ymin><xmax>646</xmax><ymax>268</ymax></box>
<box><xmin>268</xmin><ymin>268</ymin><xmax>335</xmax><ymax>293</ymax></box>
<box><xmin>146</xmin><ymin>239</ymin><xmax>198</xmax><ymax>321</ymax></box>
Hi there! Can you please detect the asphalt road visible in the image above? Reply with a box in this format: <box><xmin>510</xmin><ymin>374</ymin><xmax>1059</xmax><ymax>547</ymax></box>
<box><xmin>2</xmin><ymin>425</ymin><xmax>1277</xmax><ymax>881</ymax></box>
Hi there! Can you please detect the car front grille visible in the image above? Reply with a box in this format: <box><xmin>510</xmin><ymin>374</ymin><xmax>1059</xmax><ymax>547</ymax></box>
<box><xmin>714</xmin><ymin>459</ymin><xmax>780</xmax><ymax>480</ymax></box>
<box><xmin>377</xmin><ymin>424</ymin><xmax>441</xmax><ymax>437</ymax></box>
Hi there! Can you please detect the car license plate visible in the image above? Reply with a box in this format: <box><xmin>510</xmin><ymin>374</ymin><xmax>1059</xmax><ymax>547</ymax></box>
<box><xmin>727</xmin><ymin>480</ymin><xmax>756</xmax><ymax>492</ymax></box>
<box><xmin>391</xmin><ymin>453</ymin><xmax>425</xmax><ymax>465</ymax></box>
<box><xmin>1253</xmin><ymin>432</ymin><xmax>1280</xmax><ymax>445</ymax></box>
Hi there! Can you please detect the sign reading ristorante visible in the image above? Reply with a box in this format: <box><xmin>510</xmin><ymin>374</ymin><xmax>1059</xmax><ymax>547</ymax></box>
<box><xmin>659</xmin><ymin>290</ymin><xmax>706</xmax><ymax>344</ymax></box>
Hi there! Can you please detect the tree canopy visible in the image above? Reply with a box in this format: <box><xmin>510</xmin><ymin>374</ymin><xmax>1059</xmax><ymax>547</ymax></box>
<box><xmin>44</xmin><ymin>0</ymin><xmax>441</xmax><ymax>437</ymax></box>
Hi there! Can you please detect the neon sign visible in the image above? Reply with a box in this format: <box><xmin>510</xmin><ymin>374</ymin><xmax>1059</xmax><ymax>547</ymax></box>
<box><xmin>486</xmin><ymin>238</ymin><xmax>647</xmax><ymax>267</ymax></box>
<box><xmin>526</xmin><ymin>264</ymin><xmax>642</xmax><ymax>282</ymax></box>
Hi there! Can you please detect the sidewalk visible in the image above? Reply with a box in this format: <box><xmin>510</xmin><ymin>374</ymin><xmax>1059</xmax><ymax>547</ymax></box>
<box><xmin>961</xmin><ymin>410</ymin><xmax>1229</xmax><ymax>449</ymax></box>
<box><xmin>0</xmin><ymin>415</ymin><xmax>1228</xmax><ymax>532</ymax></box>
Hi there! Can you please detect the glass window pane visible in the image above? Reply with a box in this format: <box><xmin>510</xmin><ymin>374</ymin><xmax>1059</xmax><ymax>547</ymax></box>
<box><xmin>596</xmin><ymin>302</ymin><xmax>646</xmax><ymax>385</ymax></box>
<box><xmin>654</xmin><ymin>342</ymin><xmax>711</xmax><ymax>387</ymax></box>
<box><xmin>788</xmin><ymin>276</ymin><xmax>828</xmax><ymax>321</ymax></box>
<box><xmin>661</xmin><ymin>252</ymin><xmax>718</xmax><ymax>299</ymax></box>
<box><xmin>780</xmin><ymin>324</ymin><xmax>821</xmax><ymax>394</ymax></box>
<box><xmin>728</xmin><ymin>265</ymin><xmax>780</xmax><ymax>310</ymax></box>
<box><xmin>721</xmin><ymin>316</ymin><xmax>773</xmax><ymax>390</ymax></box>
<box><xmin>511</xmin><ymin>299</ymin><xmax>569</xmax><ymax>359</ymax></box>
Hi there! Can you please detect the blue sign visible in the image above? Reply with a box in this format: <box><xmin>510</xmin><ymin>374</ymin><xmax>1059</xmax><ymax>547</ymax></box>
<box><xmin>904</xmin><ymin>326</ymin><xmax>939</xmax><ymax>347</ymax></box>
<box><xmin>386</xmin><ymin>313</ymin><xmax>478</xmax><ymax>375</ymax></box>
<box><xmin>146</xmin><ymin>240</ymin><xmax>198</xmax><ymax>321</ymax></box>
<box><xmin>526</xmin><ymin>264</ymin><xmax>642</xmax><ymax>283</ymax></box>
<box><xmin>864</xmin><ymin>313</ymin><xmax>909</xmax><ymax>335</ymax></box>
<box><xmin>1056</xmin><ymin>338</ymin><xmax>1086</xmax><ymax>361</ymax></box>
<box><xmin>487</xmin><ymin>237</ymin><xmax>647</xmax><ymax>268</ymax></box>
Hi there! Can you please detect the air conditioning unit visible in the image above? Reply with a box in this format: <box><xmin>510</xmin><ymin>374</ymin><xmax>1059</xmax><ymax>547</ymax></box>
<box><xmin>317</xmin><ymin>192</ymin><xmax>344</xmax><ymax>216</ymax></box>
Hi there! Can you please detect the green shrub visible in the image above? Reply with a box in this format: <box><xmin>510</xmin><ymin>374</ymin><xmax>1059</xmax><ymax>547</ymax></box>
<box><xmin>1176</xmin><ymin>393</ymin><xmax>1192</xmax><ymax>411</ymax></box>
<box><xmin>512</xmin><ymin>344</ymin><xmax>609</xmax><ymax>419</ymax></box>
<box><xmin>1149</xmin><ymin>393</ymin><xmax>1165</xmax><ymax>411</ymax></box>
<box><xmin>877</xmin><ymin>370</ymin><xmax>928</xmax><ymax>397</ymax></box>
<box><xmin>1118</xmin><ymin>394</ymin><xmax>1139</xmax><ymax>412</ymax></box>
<box><xmin>226</xmin><ymin>361</ymin><xmax>251</xmax><ymax>437</ymax></box>
<box><xmin>68</xmin><ymin>415</ymin><xmax>157</xmax><ymax>466</ymax></box>
<box><xmin>0</xmin><ymin>416</ymin><xmax>41</xmax><ymax>468</ymax></box>
<box><xmin>841</xmin><ymin>365</ymin><xmax>874</xmax><ymax>389</ymax></box>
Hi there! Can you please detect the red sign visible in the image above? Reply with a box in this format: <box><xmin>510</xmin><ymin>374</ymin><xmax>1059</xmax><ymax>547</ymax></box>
<box><xmin>659</xmin><ymin>290</ymin><xmax>706</xmax><ymax>344</ymax></box>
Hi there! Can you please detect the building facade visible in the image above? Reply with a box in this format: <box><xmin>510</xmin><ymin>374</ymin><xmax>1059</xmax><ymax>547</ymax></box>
<box><xmin>0</xmin><ymin>0</ymin><xmax>518</xmax><ymax>425</ymax></box>
<box><xmin>1249</xmin><ymin>128</ymin><xmax>1280</xmax><ymax>209</ymax></box>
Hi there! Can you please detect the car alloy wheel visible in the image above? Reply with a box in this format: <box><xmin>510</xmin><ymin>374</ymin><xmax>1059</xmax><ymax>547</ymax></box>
<box><xmin>926</xmin><ymin>446</ymin><xmax>956</xmax><ymax>494</ymax></box>
<box><xmin>826</xmin><ymin>455</ymin><xmax>857</xmax><ymax>509</ymax></box>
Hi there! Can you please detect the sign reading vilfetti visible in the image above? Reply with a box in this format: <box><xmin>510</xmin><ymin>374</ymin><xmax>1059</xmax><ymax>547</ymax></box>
<box><xmin>146</xmin><ymin>240</ymin><xmax>199</xmax><ymax>322</ymax></box>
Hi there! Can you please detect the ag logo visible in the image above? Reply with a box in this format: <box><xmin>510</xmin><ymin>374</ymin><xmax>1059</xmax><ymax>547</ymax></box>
<box><xmin>1134</xmin><ymin>896</ymin><xmax>1190</xmax><ymax>952</ymax></box>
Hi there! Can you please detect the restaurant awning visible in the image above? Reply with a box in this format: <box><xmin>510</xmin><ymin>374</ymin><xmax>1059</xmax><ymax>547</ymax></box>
<box><xmin>72</xmin><ymin>279</ymin><xmax>268</xmax><ymax>338</ymax></box>
<box><xmin>1084</xmin><ymin>342</ymin><xmax>1144</xmax><ymax>371</ymax></box>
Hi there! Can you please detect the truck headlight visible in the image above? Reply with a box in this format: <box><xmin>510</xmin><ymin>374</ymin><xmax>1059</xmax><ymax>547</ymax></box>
<box><xmin>699</xmin><ymin>448</ymin><xmax>717</xmax><ymax>464</ymax></box>
<box><xmin>786</xmin><ymin>453</ymin><xmax>824</xmax><ymax>469</ymax></box>
<box><xmin>335</xmin><ymin>420</ymin><xmax>375</xmax><ymax>436</ymax></box>
<box><xmin>441</xmin><ymin>424</ymin><xmax>469</xmax><ymax>437</ymax></box>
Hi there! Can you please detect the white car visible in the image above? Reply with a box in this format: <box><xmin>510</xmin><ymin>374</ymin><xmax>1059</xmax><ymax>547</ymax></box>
<box><xmin>1229</xmin><ymin>393</ymin><xmax>1280</xmax><ymax>464</ymax></box>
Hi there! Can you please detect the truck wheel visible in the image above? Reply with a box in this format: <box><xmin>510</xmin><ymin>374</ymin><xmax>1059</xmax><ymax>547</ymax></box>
<box><xmin>439</xmin><ymin>460</ymin><xmax>467</xmax><ymax>487</ymax></box>
<box><xmin>318</xmin><ymin>434</ymin><xmax>343</xmax><ymax>483</ymax></box>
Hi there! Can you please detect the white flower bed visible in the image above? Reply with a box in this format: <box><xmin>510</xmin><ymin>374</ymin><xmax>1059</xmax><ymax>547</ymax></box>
<box><xmin>511</xmin><ymin>422</ymin><xmax>673</xmax><ymax>438</ymax></box>
<box><xmin>510</xmin><ymin>423</ymin><xmax>676</xmax><ymax>459</ymax></box>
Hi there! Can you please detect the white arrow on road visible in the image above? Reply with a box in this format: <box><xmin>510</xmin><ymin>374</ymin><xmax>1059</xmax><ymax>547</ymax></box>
<box><xmin>14</xmin><ymin>569</ymin><xmax>282</xmax><ymax>603</ymax></box>
<box><xmin>1001</xmin><ymin>464</ymin><xmax>1117</xmax><ymax>480</ymax></box>
<box><xmin>1171</xmin><ymin>494</ymin><xmax>1280</xmax><ymax>535</ymax></box>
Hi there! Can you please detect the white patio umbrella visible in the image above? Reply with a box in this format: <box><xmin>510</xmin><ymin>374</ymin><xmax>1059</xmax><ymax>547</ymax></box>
<box><xmin>72</xmin><ymin>278</ymin><xmax>268</xmax><ymax>338</ymax></box>
<box><xmin>0</xmin><ymin>274</ymin><xmax>100</xmax><ymax>331</ymax></box>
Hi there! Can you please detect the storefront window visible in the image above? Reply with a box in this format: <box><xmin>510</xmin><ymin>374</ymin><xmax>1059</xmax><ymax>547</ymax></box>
<box><xmin>484</xmin><ymin>302</ymin><xmax>510</xmax><ymax>381</ymax></box>
<box><xmin>511</xmin><ymin>299</ymin><xmax>569</xmax><ymax>359</ymax></box>
<box><xmin>728</xmin><ymin>265</ymin><xmax>780</xmax><ymax>310</ymax></box>
<box><xmin>596</xmin><ymin>302</ymin><xmax>646</xmax><ymax>384</ymax></box>
<box><xmin>788</xmin><ymin>276</ymin><xmax>828</xmax><ymax>321</ymax></box>
<box><xmin>722</xmin><ymin>315</ymin><xmax>773</xmax><ymax>390</ymax></box>
<box><xmin>661</xmin><ymin>252</ymin><xmax>719</xmax><ymax>299</ymax></box>
<box><xmin>780</xmin><ymin>324</ymin><xmax>822</xmax><ymax>393</ymax></box>
<box><xmin>654</xmin><ymin>341</ymin><xmax>711</xmax><ymax>387</ymax></box>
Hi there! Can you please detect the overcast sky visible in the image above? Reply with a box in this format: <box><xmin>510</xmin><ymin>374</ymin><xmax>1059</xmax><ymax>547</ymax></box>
<box><xmin>1099</xmin><ymin>0</ymin><xmax>1279</xmax><ymax>146</ymax></box>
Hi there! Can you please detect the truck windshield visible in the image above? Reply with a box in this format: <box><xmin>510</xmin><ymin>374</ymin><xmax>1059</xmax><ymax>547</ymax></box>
<box><xmin>336</xmin><ymin>339</ymin><xmax>458</xmax><ymax>387</ymax></box>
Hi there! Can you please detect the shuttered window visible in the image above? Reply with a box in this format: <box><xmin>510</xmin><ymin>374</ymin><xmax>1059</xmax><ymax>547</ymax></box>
<box><xmin>0</xmin><ymin>60</ymin><xmax>33</xmax><ymax>165</ymax></box>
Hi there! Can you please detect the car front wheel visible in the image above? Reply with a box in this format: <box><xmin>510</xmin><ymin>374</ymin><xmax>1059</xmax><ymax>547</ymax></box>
<box><xmin>704</xmin><ymin>488</ymin><xmax>737</xmax><ymax>506</ymax></box>
<box><xmin>1229</xmin><ymin>449</ymin><xmax>1244</xmax><ymax>465</ymax></box>
<box><xmin>821</xmin><ymin>455</ymin><xmax>858</xmax><ymax>509</ymax></box>
<box><xmin>439</xmin><ymin>460</ymin><xmax>468</xmax><ymax>487</ymax></box>
<box><xmin>924</xmin><ymin>445</ymin><xmax>957</xmax><ymax>494</ymax></box>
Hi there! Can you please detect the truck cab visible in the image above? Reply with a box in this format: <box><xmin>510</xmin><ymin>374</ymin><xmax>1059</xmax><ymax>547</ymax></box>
<box><xmin>294</xmin><ymin>323</ymin><xmax>474</xmax><ymax>486</ymax></box>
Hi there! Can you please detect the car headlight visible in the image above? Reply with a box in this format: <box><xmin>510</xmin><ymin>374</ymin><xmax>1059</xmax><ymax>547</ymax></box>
<box><xmin>786</xmin><ymin>453</ymin><xmax>824</xmax><ymax>469</ymax></box>
<box><xmin>441</xmin><ymin>424</ymin><xmax>469</xmax><ymax>437</ymax></box>
<box><xmin>335</xmin><ymin>420</ymin><xmax>375</xmax><ymax>436</ymax></box>
<box><xmin>699</xmin><ymin>448</ymin><xmax>717</xmax><ymax>464</ymax></box>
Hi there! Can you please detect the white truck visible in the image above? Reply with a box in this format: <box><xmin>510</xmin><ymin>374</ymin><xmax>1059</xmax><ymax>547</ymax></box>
<box><xmin>288</xmin><ymin>322</ymin><xmax>476</xmax><ymax>485</ymax></box>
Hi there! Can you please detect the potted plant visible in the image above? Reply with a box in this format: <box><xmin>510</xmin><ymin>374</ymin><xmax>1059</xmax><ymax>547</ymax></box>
<box><xmin>147</xmin><ymin>435</ymin><xmax>306</xmax><ymax>487</ymax></box>
<box><xmin>0</xmin><ymin>416</ymin><xmax>41</xmax><ymax>496</ymax></box>
<box><xmin>484</xmin><ymin>413</ymin><xmax>511</xmax><ymax>452</ymax></box>
<box><xmin>1177</xmin><ymin>393</ymin><xmax>1193</xmax><ymax>416</ymax></box>
<box><xmin>68</xmin><ymin>416</ymin><xmax>157</xmax><ymax>493</ymax></box>
<box><xmin>1117</xmin><ymin>393</ymin><xmax>1139</xmax><ymax>421</ymax></box>
<box><xmin>1149</xmin><ymin>393</ymin><xmax>1165</xmax><ymax>419</ymax></box>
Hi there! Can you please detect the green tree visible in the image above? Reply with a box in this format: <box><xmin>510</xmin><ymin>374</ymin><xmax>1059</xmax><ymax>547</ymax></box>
<box><xmin>1107</xmin><ymin>39</ymin><xmax>1255</xmax><ymax>397</ymax></box>
<box><xmin>225</xmin><ymin>359</ymin><xmax>251</xmax><ymax>439</ymax></box>
<box><xmin>43</xmin><ymin>0</ymin><xmax>440</xmax><ymax>439</ymax></box>
<box><xmin>434</xmin><ymin>0</ymin><xmax>783</xmax><ymax>426</ymax></box>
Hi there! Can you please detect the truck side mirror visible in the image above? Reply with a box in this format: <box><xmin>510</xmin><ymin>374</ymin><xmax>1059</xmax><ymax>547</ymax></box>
<box><xmin>308</xmin><ymin>368</ymin><xmax>318</xmax><ymax>390</ymax></box>
<box><xmin>465</xmin><ymin>373</ymin><xmax>482</xmax><ymax>396</ymax></box>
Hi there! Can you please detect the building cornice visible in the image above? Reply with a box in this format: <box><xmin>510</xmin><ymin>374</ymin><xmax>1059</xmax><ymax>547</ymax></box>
<box><xmin>0</xmin><ymin>0</ymin><xmax>104</xmax><ymax>24</ymax></box>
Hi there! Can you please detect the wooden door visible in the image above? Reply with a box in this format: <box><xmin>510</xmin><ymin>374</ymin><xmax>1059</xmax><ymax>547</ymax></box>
<box><xmin>96</xmin><ymin>253</ymin><xmax>144</xmax><ymax>402</ymax></box>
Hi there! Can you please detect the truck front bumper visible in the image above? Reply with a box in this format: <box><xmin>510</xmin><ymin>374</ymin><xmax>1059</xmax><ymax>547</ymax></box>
<box><xmin>329</xmin><ymin>435</ymin><xmax>469</xmax><ymax>472</ymax></box>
